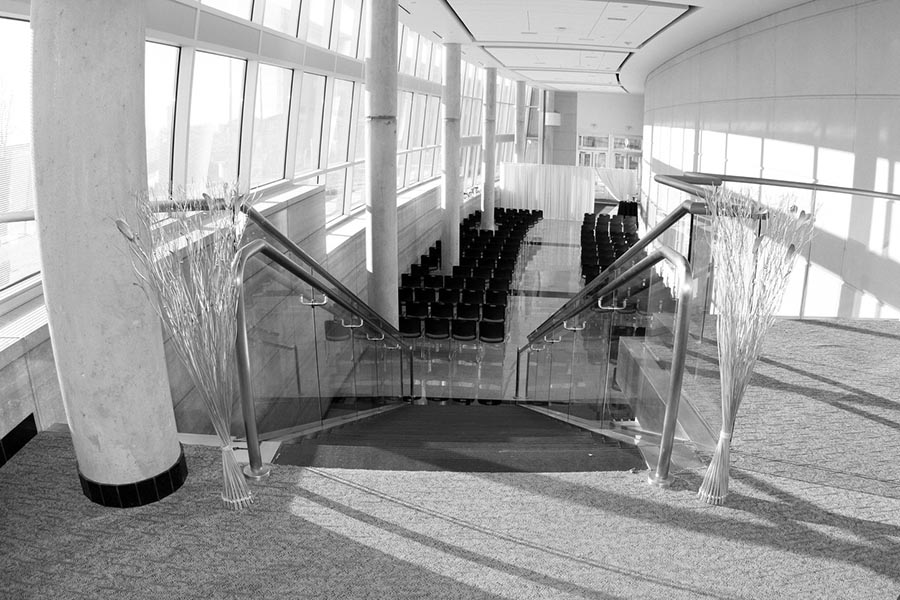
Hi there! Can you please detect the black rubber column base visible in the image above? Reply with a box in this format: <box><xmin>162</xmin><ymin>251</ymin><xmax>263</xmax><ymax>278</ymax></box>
<box><xmin>78</xmin><ymin>445</ymin><xmax>187</xmax><ymax>508</ymax></box>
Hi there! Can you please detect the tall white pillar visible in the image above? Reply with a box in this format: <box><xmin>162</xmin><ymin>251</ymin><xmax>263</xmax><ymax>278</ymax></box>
<box><xmin>365</xmin><ymin>0</ymin><xmax>399</xmax><ymax>325</ymax></box>
<box><xmin>482</xmin><ymin>67</ymin><xmax>497</xmax><ymax>231</ymax></box>
<box><xmin>441</xmin><ymin>43</ymin><xmax>462</xmax><ymax>272</ymax></box>
<box><xmin>31</xmin><ymin>0</ymin><xmax>184</xmax><ymax>506</ymax></box>
<box><xmin>515</xmin><ymin>80</ymin><xmax>527</xmax><ymax>163</ymax></box>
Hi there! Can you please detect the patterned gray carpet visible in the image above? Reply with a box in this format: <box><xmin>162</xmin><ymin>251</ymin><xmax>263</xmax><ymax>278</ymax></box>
<box><xmin>2</xmin><ymin>427</ymin><xmax>899</xmax><ymax>599</ymax></box>
<box><xmin>2</xmin><ymin>317</ymin><xmax>900</xmax><ymax>599</ymax></box>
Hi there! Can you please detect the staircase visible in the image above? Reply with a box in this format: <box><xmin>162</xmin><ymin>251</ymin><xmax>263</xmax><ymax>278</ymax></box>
<box><xmin>273</xmin><ymin>403</ymin><xmax>645</xmax><ymax>472</ymax></box>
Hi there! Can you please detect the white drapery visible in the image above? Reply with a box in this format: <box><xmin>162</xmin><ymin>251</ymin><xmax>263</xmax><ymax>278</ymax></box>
<box><xmin>594</xmin><ymin>167</ymin><xmax>638</xmax><ymax>203</ymax></box>
<box><xmin>499</xmin><ymin>163</ymin><xmax>594</xmax><ymax>219</ymax></box>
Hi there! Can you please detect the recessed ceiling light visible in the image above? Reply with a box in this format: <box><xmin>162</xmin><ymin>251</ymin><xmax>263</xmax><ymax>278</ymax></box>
<box><xmin>521</xmin><ymin>31</ymin><xmax>538</xmax><ymax>35</ymax></box>
<box><xmin>554</xmin><ymin>26</ymin><xmax>567</xmax><ymax>31</ymax></box>
<box><xmin>607</xmin><ymin>17</ymin><xmax>627</xmax><ymax>21</ymax></box>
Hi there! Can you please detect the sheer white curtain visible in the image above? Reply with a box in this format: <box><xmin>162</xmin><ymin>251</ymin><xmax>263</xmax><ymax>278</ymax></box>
<box><xmin>595</xmin><ymin>167</ymin><xmax>637</xmax><ymax>202</ymax></box>
<box><xmin>499</xmin><ymin>164</ymin><xmax>593</xmax><ymax>219</ymax></box>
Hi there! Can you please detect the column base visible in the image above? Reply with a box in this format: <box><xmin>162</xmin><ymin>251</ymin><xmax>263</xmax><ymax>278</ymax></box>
<box><xmin>78</xmin><ymin>445</ymin><xmax>187</xmax><ymax>508</ymax></box>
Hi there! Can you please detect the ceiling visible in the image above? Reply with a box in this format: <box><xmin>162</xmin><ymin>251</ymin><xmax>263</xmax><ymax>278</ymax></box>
<box><xmin>398</xmin><ymin>0</ymin><xmax>813</xmax><ymax>95</ymax></box>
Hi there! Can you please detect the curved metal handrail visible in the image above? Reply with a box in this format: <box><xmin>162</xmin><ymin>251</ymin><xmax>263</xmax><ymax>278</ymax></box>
<box><xmin>151</xmin><ymin>199</ymin><xmax>398</xmax><ymax>339</ymax></box>
<box><xmin>679</xmin><ymin>171</ymin><xmax>900</xmax><ymax>202</ymax></box>
<box><xmin>235</xmin><ymin>239</ymin><xmax>414</xmax><ymax>478</ymax></box>
<box><xmin>0</xmin><ymin>210</ymin><xmax>36</xmax><ymax>224</ymax></box>
<box><xmin>515</xmin><ymin>244</ymin><xmax>693</xmax><ymax>486</ymax></box>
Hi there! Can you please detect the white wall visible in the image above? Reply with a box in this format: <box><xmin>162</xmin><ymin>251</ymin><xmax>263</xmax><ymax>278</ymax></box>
<box><xmin>577</xmin><ymin>92</ymin><xmax>644</xmax><ymax>138</ymax></box>
<box><xmin>642</xmin><ymin>0</ymin><xmax>900</xmax><ymax>318</ymax></box>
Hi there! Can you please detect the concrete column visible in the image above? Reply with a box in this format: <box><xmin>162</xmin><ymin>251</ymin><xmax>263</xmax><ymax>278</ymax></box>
<box><xmin>515</xmin><ymin>80</ymin><xmax>527</xmax><ymax>163</ymax></box>
<box><xmin>441</xmin><ymin>43</ymin><xmax>462</xmax><ymax>271</ymax></box>
<box><xmin>482</xmin><ymin>67</ymin><xmax>497</xmax><ymax>231</ymax></box>
<box><xmin>31</xmin><ymin>0</ymin><xmax>184</xmax><ymax>505</ymax></box>
<box><xmin>365</xmin><ymin>0</ymin><xmax>399</xmax><ymax>325</ymax></box>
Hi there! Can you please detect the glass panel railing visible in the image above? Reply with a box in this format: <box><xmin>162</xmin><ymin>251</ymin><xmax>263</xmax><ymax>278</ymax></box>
<box><xmin>236</xmin><ymin>240</ymin><xmax>415</xmax><ymax>478</ymax></box>
<box><xmin>242</xmin><ymin>253</ymin><xmax>322</xmax><ymax>440</ymax></box>
<box><xmin>516</xmin><ymin>244</ymin><xmax>692</xmax><ymax>485</ymax></box>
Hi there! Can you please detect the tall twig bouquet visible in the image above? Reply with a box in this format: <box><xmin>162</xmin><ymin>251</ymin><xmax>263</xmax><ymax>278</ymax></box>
<box><xmin>698</xmin><ymin>188</ymin><xmax>814</xmax><ymax>505</ymax></box>
<box><xmin>116</xmin><ymin>184</ymin><xmax>253</xmax><ymax>510</ymax></box>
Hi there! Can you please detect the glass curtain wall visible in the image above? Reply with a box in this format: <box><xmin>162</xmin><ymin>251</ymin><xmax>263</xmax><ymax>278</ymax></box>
<box><xmin>0</xmin><ymin>2</ymin><xmax>538</xmax><ymax>294</ymax></box>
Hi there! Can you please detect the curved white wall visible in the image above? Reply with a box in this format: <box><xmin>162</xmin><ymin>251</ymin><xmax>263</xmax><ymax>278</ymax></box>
<box><xmin>642</xmin><ymin>0</ymin><xmax>900</xmax><ymax>318</ymax></box>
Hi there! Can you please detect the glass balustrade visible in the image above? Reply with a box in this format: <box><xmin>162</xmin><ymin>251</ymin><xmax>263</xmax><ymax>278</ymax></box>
<box><xmin>237</xmin><ymin>240</ymin><xmax>413</xmax><ymax>464</ymax></box>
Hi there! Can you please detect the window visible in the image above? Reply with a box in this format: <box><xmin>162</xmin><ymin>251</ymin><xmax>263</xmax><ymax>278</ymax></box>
<box><xmin>324</xmin><ymin>169</ymin><xmax>347</xmax><ymax>221</ymax></box>
<box><xmin>415</xmin><ymin>38</ymin><xmax>431</xmax><ymax>79</ymax></box>
<box><xmin>145</xmin><ymin>42</ymin><xmax>179</xmax><ymax>189</ymax></box>
<box><xmin>429</xmin><ymin>44</ymin><xmax>443</xmax><ymax>84</ymax></box>
<box><xmin>299</xmin><ymin>0</ymin><xmax>333</xmax><ymax>48</ymax></box>
<box><xmin>326</xmin><ymin>79</ymin><xmax>354</xmax><ymax>166</ymax></box>
<box><xmin>294</xmin><ymin>72</ymin><xmax>326</xmax><ymax>176</ymax></box>
<box><xmin>332</xmin><ymin>0</ymin><xmax>362</xmax><ymax>57</ymax></box>
<box><xmin>399</xmin><ymin>27</ymin><xmax>418</xmax><ymax>75</ymax></box>
<box><xmin>396</xmin><ymin>91</ymin><xmax>413</xmax><ymax>150</ymax></box>
<box><xmin>186</xmin><ymin>51</ymin><xmax>246</xmax><ymax>186</ymax></box>
<box><xmin>262</xmin><ymin>0</ymin><xmax>301</xmax><ymax>36</ymax></box>
<box><xmin>201</xmin><ymin>0</ymin><xmax>253</xmax><ymax>20</ymax></box>
<box><xmin>0</xmin><ymin>17</ymin><xmax>37</xmax><ymax>289</ymax></box>
<box><xmin>251</xmin><ymin>63</ymin><xmax>293</xmax><ymax>188</ymax></box>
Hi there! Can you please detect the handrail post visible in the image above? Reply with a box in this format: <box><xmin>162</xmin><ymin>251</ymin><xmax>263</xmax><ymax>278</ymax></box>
<box><xmin>648</xmin><ymin>249</ymin><xmax>693</xmax><ymax>487</ymax></box>
<box><xmin>236</xmin><ymin>290</ymin><xmax>271</xmax><ymax>480</ymax></box>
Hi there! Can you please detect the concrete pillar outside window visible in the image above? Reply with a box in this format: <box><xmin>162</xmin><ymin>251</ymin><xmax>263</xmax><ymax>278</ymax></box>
<box><xmin>515</xmin><ymin>80</ymin><xmax>527</xmax><ymax>163</ymax></box>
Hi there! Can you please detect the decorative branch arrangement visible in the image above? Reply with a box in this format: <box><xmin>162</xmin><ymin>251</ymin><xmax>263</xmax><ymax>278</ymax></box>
<box><xmin>698</xmin><ymin>188</ymin><xmax>815</xmax><ymax>505</ymax></box>
<box><xmin>116</xmin><ymin>184</ymin><xmax>253</xmax><ymax>510</ymax></box>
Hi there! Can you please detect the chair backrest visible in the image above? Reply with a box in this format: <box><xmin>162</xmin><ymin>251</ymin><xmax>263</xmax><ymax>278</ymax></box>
<box><xmin>456</xmin><ymin>302</ymin><xmax>481</xmax><ymax>321</ymax></box>
<box><xmin>430</xmin><ymin>301</ymin><xmax>455</xmax><ymax>319</ymax></box>
<box><xmin>481</xmin><ymin>303</ymin><xmax>505</xmax><ymax>322</ymax></box>
<box><xmin>404</xmin><ymin>300</ymin><xmax>429</xmax><ymax>318</ymax></box>
<box><xmin>437</xmin><ymin>288</ymin><xmax>461</xmax><ymax>304</ymax></box>
<box><xmin>424</xmin><ymin>317</ymin><xmax>450</xmax><ymax>339</ymax></box>
<box><xmin>478</xmin><ymin>320</ymin><xmax>505</xmax><ymax>343</ymax></box>
<box><xmin>484</xmin><ymin>290</ymin><xmax>507</xmax><ymax>306</ymax></box>
<box><xmin>399</xmin><ymin>316</ymin><xmax>422</xmax><ymax>338</ymax></box>
<box><xmin>461</xmin><ymin>289</ymin><xmax>485</xmax><ymax>305</ymax></box>
<box><xmin>413</xmin><ymin>288</ymin><xmax>436</xmax><ymax>304</ymax></box>
<box><xmin>450</xmin><ymin>319</ymin><xmax>477</xmax><ymax>341</ymax></box>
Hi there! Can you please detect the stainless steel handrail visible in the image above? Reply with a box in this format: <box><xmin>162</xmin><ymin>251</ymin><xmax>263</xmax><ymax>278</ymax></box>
<box><xmin>0</xmin><ymin>210</ymin><xmax>36</xmax><ymax>224</ymax></box>
<box><xmin>680</xmin><ymin>171</ymin><xmax>900</xmax><ymax>202</ymax></box>
<box><xmin>151</xmin><ymin>199</ymin><xmax>399</xmax><ymax>340</ymax></box>
<box><xmin>235</xmin><ymin>239</ymin><xmax>415</xmax><ymax>478</ymax></box>
<box><xmin>515</xmin><ymin>244</ymin><xmax>693</xmax><ymax>486</ymax></box>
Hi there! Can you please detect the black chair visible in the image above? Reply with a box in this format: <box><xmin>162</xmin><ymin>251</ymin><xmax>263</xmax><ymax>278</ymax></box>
<box><xmin>429</xmin><ymin>301</ymin><xmax>455</xmax><ymax>319</ymax></box>
<box><xmin>413</xmin><ymin>288</ymin><xmax>436</xmax><ymax>304</ymax></box>
<box><xmin>399</xmin><ymin>316</ymin><xmax>422</xmax><ymax>339</ymax></box>
<box><xmin>437</xmin><ymin>288</ymin><xmax>461</xmax><ymax>304</ymax></box>
<box><xmin>401</xmin><ymin>273</ymin><xmax>422</xmax><ymax>288</ymax></box>
<box><xmin>424</xmin><ymin>274</ymin><xmax>444</xmax><ymax>289</ymax></box>
<box><xmin>398</xmin><ymin>286</ymin><xmax>414</xmax><ymax>305</ymax></box>
<box><xmin>452</xmin><ymin>265</ymin><xmax>473</xmax><ymax>279</ymax></box>
<box><xmin>461</xmin><ymin>289</ymin><xmax>485</xmax><ymax>305</ymax></box>
<box><xmin>404</xmin><ymin>300</ymin><xmax>428</xmax><ymax>319</ymax></box>
<box><xmin>481</xmin><ymin>303</ymin><xmax>505</xmax><ymax>323</ymax></box>
<box><xmin>484</xmin><ymin>289</ymin><xmax>508</xmax><ymax>306</ymax></box>
<box><xmin>456</xmin><ymin>302</ymin><xmax>481</xmax><ymax>321</ymax></box>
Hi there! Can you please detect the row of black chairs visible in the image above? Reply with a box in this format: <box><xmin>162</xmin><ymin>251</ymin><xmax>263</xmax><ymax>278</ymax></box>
<box><xmin>400</xmin><ymin>288</ymin><xmax>508</xmax><ymax>307</ymax></box>
<box><xmin>397</xmin><ymin>207</ymin><xmax>541</xmax><ymax>349</ymax></box>
<box><xmin>399</xmin><ymin>317</ymin><xmax>505</xmax><ymax>346</ymax></box>
<box><xmin>581</xmin><ymin>213</ymin><xmax>641</xmax><ymax>281</ymax></box>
